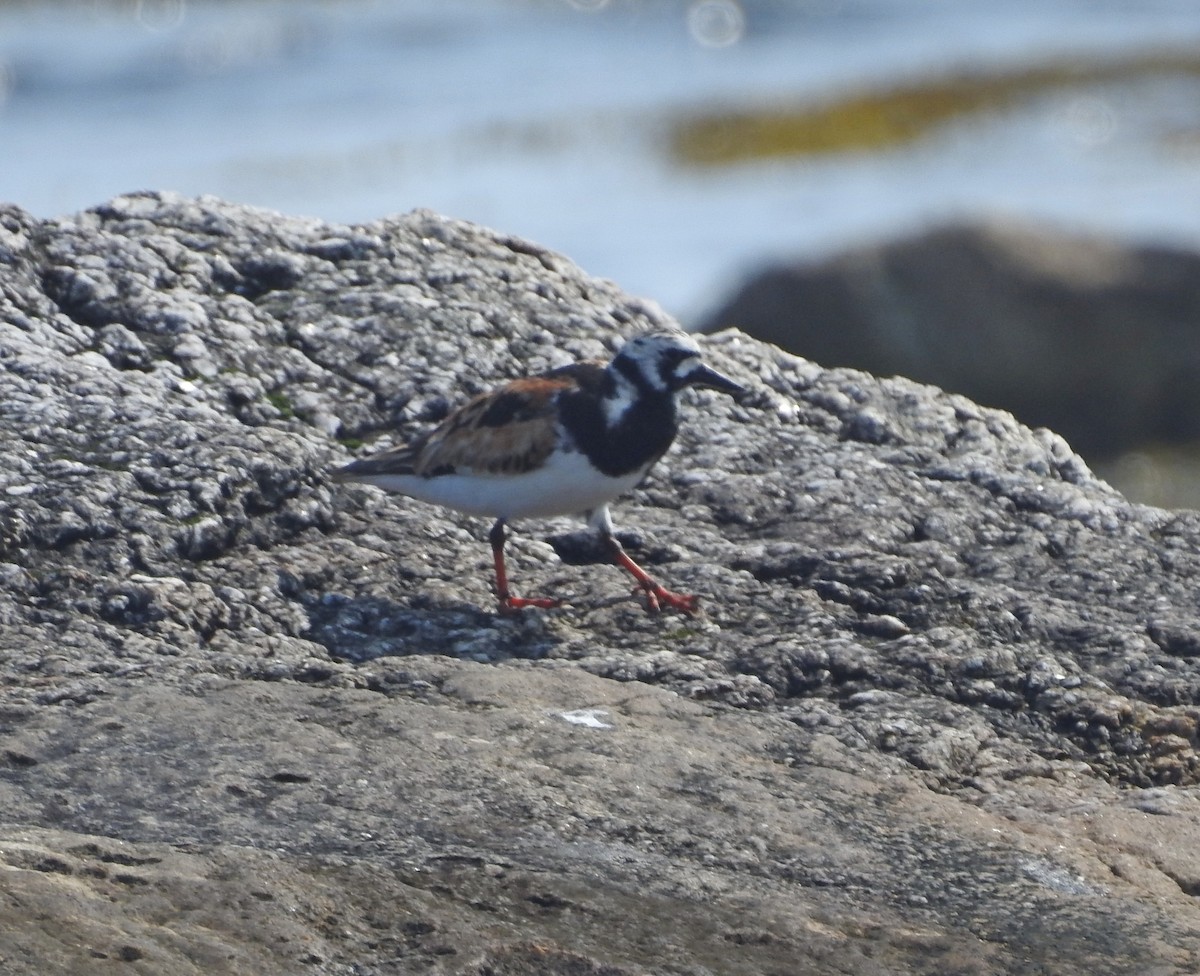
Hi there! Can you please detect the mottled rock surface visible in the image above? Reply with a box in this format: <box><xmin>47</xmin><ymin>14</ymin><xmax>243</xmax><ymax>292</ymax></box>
<box><xmin>697</xmin><ymin>220</ymin><xmax>1200</xmax><ymax>460</ymax></box>
<box><xmin>3</xmin><ymin>193</ymin><xmax>1200</xmax><ymax>974</ymax></box>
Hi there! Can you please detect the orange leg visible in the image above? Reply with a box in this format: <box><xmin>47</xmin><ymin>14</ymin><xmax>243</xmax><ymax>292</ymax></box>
<box><xmin>490</xmin><ymin>519</ymin><xmax>560</xmax><ymax>614</ymax></box>
<box><xmin>601</xmin><ymin>530</ymin><xmax>699</xmax><ymax>615</ymax></box>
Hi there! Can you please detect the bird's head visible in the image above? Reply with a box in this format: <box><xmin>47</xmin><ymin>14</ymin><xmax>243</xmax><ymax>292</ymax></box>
<box><xmin>612</xmin><ymin>330</ymin><xmax>744</xmax><ymax>399</ymax></box>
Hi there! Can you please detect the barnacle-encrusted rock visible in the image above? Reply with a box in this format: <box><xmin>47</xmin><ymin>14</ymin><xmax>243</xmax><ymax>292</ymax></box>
<box><xmin>3</xmin><ymin>193</ymin><xmax>1200</xmax><ymax>975</ymax></box>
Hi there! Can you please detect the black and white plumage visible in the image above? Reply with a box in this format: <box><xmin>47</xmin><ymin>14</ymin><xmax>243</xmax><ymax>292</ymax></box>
<box><xmin>332</xmin><ymin>330</ymin><xmax>744</xmax><ymax>614</ymax></box>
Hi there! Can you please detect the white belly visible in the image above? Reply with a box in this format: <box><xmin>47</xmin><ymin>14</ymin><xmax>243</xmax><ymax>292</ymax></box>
<box><xmin>350</xmin><ymin>449</ymin><xmax>649</xmax><ymax>520</ymax></box>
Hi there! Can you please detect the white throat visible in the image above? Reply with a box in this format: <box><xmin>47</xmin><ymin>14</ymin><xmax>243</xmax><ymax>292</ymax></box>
<box><xmin>602</xmin><ymin>370</ymin><xmax>641</xmax><ymax>428</ymax></box>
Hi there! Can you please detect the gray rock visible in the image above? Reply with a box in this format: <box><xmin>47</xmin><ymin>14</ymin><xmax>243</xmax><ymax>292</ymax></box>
<box><xmin>3</xmin><ymin>192</ymin><xmax>1200</xmax><ymax>974</ymax></box>
<box><xmin>696</xmin><ymin>220</ymin><xmax>1200</xmax><ymax>460</ymax></box>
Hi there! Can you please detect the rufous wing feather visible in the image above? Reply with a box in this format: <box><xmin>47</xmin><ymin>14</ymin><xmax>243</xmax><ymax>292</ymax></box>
<box><xmin>415</xmin><ymin>377</ymin><xmax>571</xmax><ymax>476</ymax></box>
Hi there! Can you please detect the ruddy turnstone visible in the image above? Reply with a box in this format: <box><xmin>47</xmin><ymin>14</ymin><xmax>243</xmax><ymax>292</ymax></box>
<box><xmin>332</xmin><ymin>330</ymin><xmax>744</xmax><ymax>614</ymax></box>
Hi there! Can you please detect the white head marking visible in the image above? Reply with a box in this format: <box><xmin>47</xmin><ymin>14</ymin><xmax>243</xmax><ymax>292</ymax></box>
<box><xmin>613</xmin><ymin>330</ymin><xmax>704</xmax><ymax>394</ymax></box>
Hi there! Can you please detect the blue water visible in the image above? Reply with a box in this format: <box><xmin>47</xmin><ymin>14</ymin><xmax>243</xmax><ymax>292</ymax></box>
<box><xmin>2</xmin><ymin>0</ymin><xmax>1199</xmax><ymax>322</ymax></box>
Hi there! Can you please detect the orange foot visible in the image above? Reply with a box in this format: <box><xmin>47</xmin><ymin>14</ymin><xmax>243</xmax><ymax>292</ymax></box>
<box><xmin>497</xmin><ymin>595</ymin><xmax>562</xmax><ymax>615</ymax></box>
<box><xmin>633</xmin><ymin>583</ymin><xmax>700</xmax><ymax>615</ymax></box>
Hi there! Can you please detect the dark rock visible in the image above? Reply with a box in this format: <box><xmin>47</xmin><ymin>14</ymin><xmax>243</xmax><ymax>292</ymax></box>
<box><xmin>697</xmin><ymin>220</ymin><xmax>1200</xmax><ymax>459</ymax></box>
<box><xmin>3</xmin><ymin>192</ymin><xmax>1200</xmax><ymax>974</ymax></box>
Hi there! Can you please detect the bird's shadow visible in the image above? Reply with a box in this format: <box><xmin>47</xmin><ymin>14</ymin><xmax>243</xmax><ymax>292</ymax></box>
<box><xmin>304</xmin><ymin>589</ymin><xmax>567</xmax><ymax>664</ymax></box>
<box><xmin>302</xmin><ymin>530</ymin><xmax>676</xmax><ymax>664</ymax></box>
<box><xmin>545</xmin><ymin>527</ymin><xmax>677</xmax><ymax>566</ymax></box>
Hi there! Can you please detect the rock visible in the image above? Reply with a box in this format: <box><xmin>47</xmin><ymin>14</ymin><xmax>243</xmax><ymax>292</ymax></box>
<box><xmin>696</xmin><ymin>220</ymin><xmax>1200</xmax><ymax>459</ymax></box>
<box><xmin>3</xmin><ymin>192</ymin><xmax>1200</xmax><ymax>973</ymax></box>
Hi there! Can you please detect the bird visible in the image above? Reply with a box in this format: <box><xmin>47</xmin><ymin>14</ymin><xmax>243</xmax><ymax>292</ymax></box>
<box><xmin>331</xmin><ymin>330</ymin><xmax>745</xmax><ymax>615</ymax></box>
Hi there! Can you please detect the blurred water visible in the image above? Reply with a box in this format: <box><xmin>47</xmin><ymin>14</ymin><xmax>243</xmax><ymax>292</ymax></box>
<box><xmin>1</xmin><ymin>0</ymin><xmax>1199</xmax><ymax>322</ymax></box>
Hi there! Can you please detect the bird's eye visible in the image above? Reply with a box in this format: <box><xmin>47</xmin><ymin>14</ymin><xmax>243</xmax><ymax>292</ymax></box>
<box><xmin>669</xmin><ymin>353</ymin><xmax>698</xmax><ymax>378</ymax></box>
